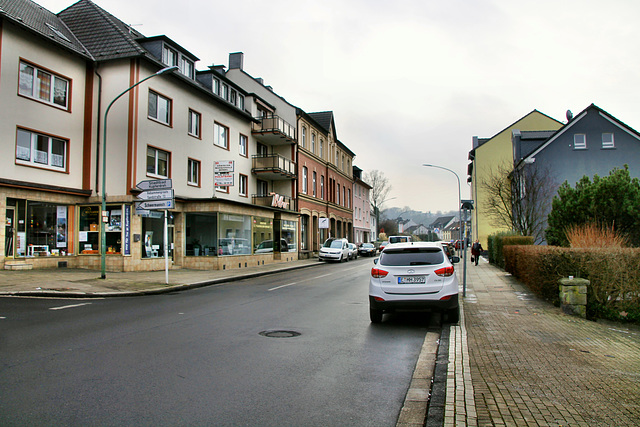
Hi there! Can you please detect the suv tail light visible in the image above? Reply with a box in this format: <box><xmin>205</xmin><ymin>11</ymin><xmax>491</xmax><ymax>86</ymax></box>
<box><xmin>435</xmin><ymin>266</ymin><xmax>454</xmax><ymax>277</ymax></box>
<box><xmin>371</xmin><ymin>267</ymin><xmax>388</xmax><ymax>278</ymax></box>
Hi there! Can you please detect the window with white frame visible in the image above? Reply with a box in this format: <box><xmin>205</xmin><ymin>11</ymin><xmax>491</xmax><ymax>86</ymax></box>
<box><xmin>238</xmin><ymin>94</ymin><xmax>245</xmax><ymax>111</ymax></box>
<box><xmin>239</xmin><ymin>134</ymin><xmax>248</xmax><ymax>157</ymax></box>
<box><xmin>179</xmin><ymin>57</ymin><xmax>195</xmax><ymax>79</ymax></box>
<box><xmin>337</xmin><ymin>183</ymin><xmax>340</xmax><ymax>205</ymax></box>
<box><xmin>221</xmin><ymin>84</ymin><xmax>229</xmax><ymax>101</ymax></box>
<box><xmin>214</xmin><ymin>122</ymin><xmax>229</xmax><ymax>149</ymax></box>
<box><xmin>188</xmin><ymin>109</ymin><xmax>201</xmax><ymax>138</ymax></box>
<box><xmin>313</xmin><ymin>171</ymin><xmax>317</xmax><ymax>197</ymax></box>
<box><xmin>319</xmin><ymin>138</ymin><xmax>323</xmax><ymax>158</ymax></box>
<box><xmin>147</xmin><ymin>146</ymin><xmax>170</xmax><ymax>178</ymax></box>
<box><xmin>188</xmin><ymin>158</ymin><xmax>200</xmax><ymax>186</ymax></box>
<box><xmin>302</xmin><ymin>167</ymin><xmax>308</xmax><ymax>194</ymax></box>
<box><xmin>239</xmin><ymin>174</ymin><xmax>248</xmax><ymax>197</ymax></box>
<box><xmin>16</xmin><ymin>128</ymin><xmax>67</xmax><ymax>171</ymax></box>
<box><xmin>321</xmin><ymin>175</ymin><xmax>325</xmax><ymax>199</ymax></box>
<box><xmin>301</xmin><ymin>127</ymin><xmax>306</xmax><ymax>148</ymax></box>
<box><xmin>230</xmin><ymin>90</ymin><xmax>237</xmax><ymax>106</ymax></box>
<box><xmin>18</xmin><ymin>61</ymin><xmax>69</xmax><ymax>109</ymax></box>
<box><xmin>573</xmin><ymin>134</ymin><xmax>587</xmax><ymax>150</ymax></box>
<box><xmin>213</xmin><ymin>78</ymin><xmax>220</xmax><ymax>96</ymax></box>
<box><xmin>148</xmin><ymin>90</ymin><xmax>171</xmax><ymax>125</ymax></box>
<box><xmin>602</xmin><ymin>133</ymin><xmax>615</xmax><ymax>149</ymax></box>
<box><xmin>162</xmin><ymin>45</ymin><xmax>178</xmax><ymax>66</ymax></box>
<box><xmin>311</xmin><ymin>133</ymin><xmax>316</xmax><ymax>153</ymax></box>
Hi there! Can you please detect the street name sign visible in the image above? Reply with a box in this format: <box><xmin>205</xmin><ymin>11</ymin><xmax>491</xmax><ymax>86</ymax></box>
<box><xmin>136</xmin><ymin>179</ymin><xmax>172</xmax><ymax>191</ymax></box>
<box><xmin>135</xmin><ymin>199</ymin><xmax>174</xmax><ymax>210</ymax></box>
<box><xmin>136</xmin><ymin>189</ymin><xmax>174</xmax><ymax>201</ymax></box>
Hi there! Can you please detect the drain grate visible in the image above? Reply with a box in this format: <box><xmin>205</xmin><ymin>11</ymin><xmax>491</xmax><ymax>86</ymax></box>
<box><xmin>259</xmin><ymin>330</ymin><xmax>301</xmax><ymax>338</ymax></box>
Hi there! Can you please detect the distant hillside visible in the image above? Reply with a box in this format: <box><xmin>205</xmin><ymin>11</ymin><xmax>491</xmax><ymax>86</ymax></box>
<box><xmin>382</xmin><ymin>207</ymin><xmax>457</xmax><ymax>228</ymax></box>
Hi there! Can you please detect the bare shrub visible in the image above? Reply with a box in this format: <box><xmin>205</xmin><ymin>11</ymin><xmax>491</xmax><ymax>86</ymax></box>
<box><xmin>565</xmin><ymin>222</ymin><xmax>629</xmax><ymax>248</ymax></box>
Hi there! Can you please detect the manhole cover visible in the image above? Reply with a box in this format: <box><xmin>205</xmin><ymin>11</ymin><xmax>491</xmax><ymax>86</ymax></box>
<box><xmin>259</xmin><ymin>330</ymin><xmax>301</xmax><ymax>338</ymax></box>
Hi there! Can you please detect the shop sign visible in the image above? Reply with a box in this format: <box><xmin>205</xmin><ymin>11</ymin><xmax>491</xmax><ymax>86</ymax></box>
<box><xmin>319</xmin><ymin>217</ymin><xmax>330</xmax><ymax>229</ymax></box>
<box><xmin>271</xmin><ymin>193</ymin><xmax>289</xmax><ymax>209</ymax></box>
<box><xmin>215</xmin><ymin>174</ymin><xmax>234</xmax><ymax>187</ymax></box>
<box><xmin>124</xmin><ymin>204</ymin><xmax>131</xmax><ymax>256</ymax></box>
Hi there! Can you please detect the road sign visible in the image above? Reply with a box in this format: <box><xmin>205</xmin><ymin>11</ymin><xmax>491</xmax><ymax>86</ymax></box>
<box><xmin>135</xmin><ymin>199</ymin><xmax>174</xmax><ymax>210</ymax></box>
<box><xmin>136</xmin><ymin>179</ymin><xmax>172</xmax><ymax>191</ymax></box>
<box><xmin>136</xmin><ymin>189</ymin><xmax>174</xmax><ymax>201</ymax></box>
<box><xmin>135</xmin><ymin>208</ymin><xmax>164</xmax><ymax>218</ymax></box>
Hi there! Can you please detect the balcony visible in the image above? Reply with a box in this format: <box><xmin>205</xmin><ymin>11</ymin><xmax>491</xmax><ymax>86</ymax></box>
<box><xmin>252</xmin><ymin>115</ymin><xmax>296</xmax><ymax>145</ymax></box>
<box><xmin>252</xmin><ymin>154</ymin><xmax>296</xmax><ymax>180</ymax></box>
<box><xmin>252</xmin><ymin>194</ymin><xmax>297</xmax><ymax>211</ymax></box>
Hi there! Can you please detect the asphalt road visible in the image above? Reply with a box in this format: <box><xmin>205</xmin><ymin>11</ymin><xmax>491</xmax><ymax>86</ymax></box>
<box><xmin>0</xmin><ymin>258</ymin><xmax>439</xmax><ymax>426</ymax></box>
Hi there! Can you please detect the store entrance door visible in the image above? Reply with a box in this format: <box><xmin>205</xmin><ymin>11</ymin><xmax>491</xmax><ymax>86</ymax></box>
<box><xmin>5</xmin><ymin>208</ymin><xmax>15</xmax><ymax>258</ymax></box>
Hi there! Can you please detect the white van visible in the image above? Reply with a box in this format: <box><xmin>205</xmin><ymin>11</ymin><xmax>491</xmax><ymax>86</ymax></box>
<box><xmin>388</xmin><ymin>235</ymin><xmax>411</xmax><ymax>244</ymax></box>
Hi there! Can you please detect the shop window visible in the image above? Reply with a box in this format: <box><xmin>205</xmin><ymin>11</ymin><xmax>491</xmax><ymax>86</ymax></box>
<box><xmin>219</xmin><ymin>214</ymin><xmax>251</xmax><ymax>255</ymax></box>
<box><xmin>185</xmin><ymin>213</ymin><xmax>217</xmax><ymax>256</ymax></box>
<box><xmin>105</xmin><ymin>207</ymin><xmax>122</xmax><ymax>254</ymax></box>
<box><xmin>79</xmin><ymin>206</ymin><xmax>100</xmax><ymax>254</ymax></box>
<box><xmin>142</xmin><ymin>215</ymin><xmax>173</xmax><ymax>258</ymax></box>
<box><xmin>23</xmin><ymin>202</ymin><xmax>69</xmax><ymax>256</ymax></box>
<box><xmin>253</xmin><ymin>216</ymin><xmax>274</xmax><ymax>254</ymax></box>
<box><xmin>277</xmin><ymin>219</ymin><xmax>297</xmax><ymax>253</ymax></box>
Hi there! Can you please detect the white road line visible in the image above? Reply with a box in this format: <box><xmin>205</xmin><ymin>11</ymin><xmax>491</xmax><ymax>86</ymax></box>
<box><xmin>268</xmin><ymin>283</ymin><xmax>297</xmax><ymax>291</ymax></box>
<box><xmin>49</xmin><ymin>302</ymin><xmax>92</xmax><ymax>311</ymax></box>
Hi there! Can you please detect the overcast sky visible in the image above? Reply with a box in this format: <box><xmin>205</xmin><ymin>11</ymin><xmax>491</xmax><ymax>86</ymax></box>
<box><xmin>40</xmin><ymin>0</ymin><xmax>640</xmax><ymax>214</ymax></box>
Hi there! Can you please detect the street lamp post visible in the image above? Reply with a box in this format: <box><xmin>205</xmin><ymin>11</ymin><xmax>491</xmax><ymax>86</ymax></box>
<box><xmin>422</xmin><ymin>164</ymin><xmax>468</xmax><ymax>296</ymax></box>
<box><xmin>374</xmin><ymin>196</ymin><xmax>396</xmax><ymax>238</ymax></box>
<box><xmin>100</xmin><ymin>65</ymin><xmax>178</xmax><ymax>279</ymax></box>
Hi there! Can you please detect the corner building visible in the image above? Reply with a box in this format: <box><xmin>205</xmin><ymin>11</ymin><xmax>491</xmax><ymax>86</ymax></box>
<box><xmin>0</xmin><ymin>0</ymin><xmax>301</xmax><ymax>271</ymax></box>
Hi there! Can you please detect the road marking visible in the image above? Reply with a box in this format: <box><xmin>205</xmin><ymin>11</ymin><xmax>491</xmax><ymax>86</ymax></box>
<box><xmin>49</xmin><ymin>302</ymin><xmax>92</xmax><ymax>311</ymax></box>
<box><xmin>268</xmin><ymin>283</ymin><xmax>296</xmax><ymax>291</ymax></box>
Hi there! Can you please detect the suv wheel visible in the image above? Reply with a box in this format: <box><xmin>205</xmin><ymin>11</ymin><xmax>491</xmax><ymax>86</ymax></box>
<box><xmin>445</xmin><ymin>307</ymin><xmax>460</xmax><ymax>324</ymax></box>
<box><xmin>370</xmin><ymin>307</ymin><xmax>383</xmax><ymax>323</ymax></box>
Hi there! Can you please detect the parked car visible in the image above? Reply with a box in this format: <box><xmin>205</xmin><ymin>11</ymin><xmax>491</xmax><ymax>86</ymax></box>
<box><xmin>319</xmin><ymin>238</ymin><xmax>350</xmax><ymax>262</ymax></box>
<box><xmin>369</xmin><ymin>241</ymin><xmax>461</xmax><ymax>323</ymax></box>
<box><xmin>358</xmin><ymin>243</ymin><xmax>377</xmax><ymax>257</ymax></box>
<box><xmin>454</xmin><ymin>240</ymin><xmax>463</xmax><ymax>250</ymax></box>
<box><xmin>378</xmin><ymin>241</ymin><xmax>389</xmax><ymax>252</ymax></box>
<box><xmin>348</xmin><ymin>243</ymin><xmax>358</xmax><ymax>260</ymax></box>
<box><xmin>437</xmin><ymin>241</ymin><xmax>455</xmax><ymax>260</ymax></box>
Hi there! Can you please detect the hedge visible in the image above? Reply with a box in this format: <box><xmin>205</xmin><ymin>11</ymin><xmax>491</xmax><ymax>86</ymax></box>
<box><xmin>503</xmin><ymin>246</ymin><xmax>640</xmax><ymax>322</ymax></box>
<box><xmin>487</xmin><ymin>232</ymin><xmax>533</xmax><ymax>269</ymax></box>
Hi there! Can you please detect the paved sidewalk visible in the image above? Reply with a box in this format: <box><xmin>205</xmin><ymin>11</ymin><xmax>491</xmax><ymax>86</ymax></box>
<box><xmin>446</xmin><ymin>258</ymin><xmax>640</xmax><ymax>426</ymax></box>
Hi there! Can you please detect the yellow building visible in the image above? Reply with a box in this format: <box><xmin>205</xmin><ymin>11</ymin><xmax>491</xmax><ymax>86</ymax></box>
<box><xmin>468</xmin><ymin>111</ymin><xmax>563</xmax><ymax>248</ymax></box>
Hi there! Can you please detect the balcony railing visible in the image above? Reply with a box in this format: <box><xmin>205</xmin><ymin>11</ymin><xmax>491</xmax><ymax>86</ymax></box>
<box><xmin>252</xmin><ymin>115</ymin><xmax>296</xmax><ymax>145</ymax></box>
<box><xmin>252</xmin><ymin>194</ymin><xmax>297</xmax><ymax>211</ymax></box>
<box><xmin>252</xmin><ymin>154</ymin><xmax>296</xmax><ymax>180</ymax></box>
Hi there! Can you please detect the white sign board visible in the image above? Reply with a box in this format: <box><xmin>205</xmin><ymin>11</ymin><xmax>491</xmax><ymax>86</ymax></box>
<box><xmin>214</xmin><ymin>161</ymin><xmax>234</xmax><ymax>173</ymax></box>
<box><xmin>136</xmin><ymin>189</ymin><xmax>174</xmax><ymax>201</ymax></box>
<box><xmin>215</xmin><ymin>174</ymin><xmax>234</xmax><ymax>187</ymax></box>
<box><xmin>319</xmin><ymin>217</ymin><xmax>330</xmax><ymax>229</ymax></box>
<box><xmin>135</xmin><ymin>199</ymin><xmax>174</xmax><ymax>210</ymax></box>
<box><xmin>136</xmin><ymin>179</ymin><xmax>172</xmax><ymax>191</ymax></box>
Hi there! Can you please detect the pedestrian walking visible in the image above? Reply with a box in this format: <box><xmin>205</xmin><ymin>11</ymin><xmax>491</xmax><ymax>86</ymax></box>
<box><xmin>471</xmin><ymin>240</ymin><xmax>483</xmax><ymax>266</ymax></box>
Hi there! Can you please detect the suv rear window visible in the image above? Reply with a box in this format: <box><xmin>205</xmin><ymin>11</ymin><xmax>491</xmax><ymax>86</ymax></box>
<box><xmin>380</xmin><ymin>247</ymin><xmax>444</xmax><ymax>266</ymax></box>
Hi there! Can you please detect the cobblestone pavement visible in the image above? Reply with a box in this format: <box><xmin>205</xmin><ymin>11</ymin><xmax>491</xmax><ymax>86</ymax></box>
<box><xmin>447</xmin><ymin>259</ymin><xmax>640</xmax><ymax>427</ymax></box>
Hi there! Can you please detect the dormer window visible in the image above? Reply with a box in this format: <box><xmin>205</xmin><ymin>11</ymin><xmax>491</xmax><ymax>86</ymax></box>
<box><xmin>222</xmin><ymin>83</ymin><xmax>229</xmax><ymax>101</ymax></box>
<box><xmin>213</xmin><ymin>78</ymin><xmax>220</xmax><ymax>96</ymax></box>
<box><xmin>162</xmin><ymin>45</ymin><xmax>178</xmax><ymax>66</ymax></box>
<box><xmin>179</xmin><ymin>57</ymin><xmax>194</xmax><ymax>79</ymax></box>
<box><xmin>238</xmin><ymin>94</ymin><xmax>245</xmax><ymax>111</ymax></box>
<box><xmin>230</xmin><ymin>89</ymin><xmax>237</xmax><ymax>106</ymax></box>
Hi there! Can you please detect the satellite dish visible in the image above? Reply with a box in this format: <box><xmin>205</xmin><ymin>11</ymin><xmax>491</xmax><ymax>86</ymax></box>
<box><xmin>566</xmin><ymin>110</ymin><xmax>573</xmax><ymax>122</ymax></box>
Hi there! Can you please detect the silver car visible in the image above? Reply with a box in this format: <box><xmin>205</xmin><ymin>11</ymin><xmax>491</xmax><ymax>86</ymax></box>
<box><xmin>369</xmin><ymin>242</ymin><xmax>460</xmax><ymax>323</ymax></box>
<box><xmin>319</xmin><ymin>238</ymin><xmax>350</xmax><ymax>262</ymax></box>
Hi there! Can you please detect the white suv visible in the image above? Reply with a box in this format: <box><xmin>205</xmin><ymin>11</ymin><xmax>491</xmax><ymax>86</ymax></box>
<box><xmin>369</xmin><ymin>242</ymin><xmax>460</xmax><ymax>323</ymax></box>
<box><xmin>319</xmin><ymin>238</ymin><xmax>350</xmax><ymax>262</ymax></box>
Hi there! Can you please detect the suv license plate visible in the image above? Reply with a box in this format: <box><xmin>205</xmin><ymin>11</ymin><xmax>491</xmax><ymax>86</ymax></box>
<box><xmin>398</xmin><ymin>276</ymin><xmax>426</xmax><ymax>284</ymax></box>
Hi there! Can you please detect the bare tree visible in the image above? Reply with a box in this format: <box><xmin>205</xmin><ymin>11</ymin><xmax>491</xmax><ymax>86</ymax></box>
<box><xmin>481</xmin><ymin>162</ymin><xmax>556</xmax><ymax>242</ymax></box>
<box><xmin>364</xmin><ymin>169</ymin><xmax>392</xmax><ymax>237</ymax></box>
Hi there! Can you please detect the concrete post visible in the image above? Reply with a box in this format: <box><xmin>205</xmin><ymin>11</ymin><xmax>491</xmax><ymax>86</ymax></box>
<box><xmin>559</xmin><ymin>277</ymin><xmax>589</xmax><ymax>318</ymax></box>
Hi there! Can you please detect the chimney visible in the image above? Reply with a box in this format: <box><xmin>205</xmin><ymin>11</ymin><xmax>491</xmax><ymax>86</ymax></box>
<box><xmin>229</xmin><ymin>52</ymin><xmax>244</xmax><ymax>70</ymax></box>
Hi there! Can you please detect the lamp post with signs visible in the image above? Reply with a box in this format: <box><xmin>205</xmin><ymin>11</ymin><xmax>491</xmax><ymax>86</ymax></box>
<box><xmin>100</xmin><ymin>65</ymin><xmax>178</xmax><ymax>279</ymax></box>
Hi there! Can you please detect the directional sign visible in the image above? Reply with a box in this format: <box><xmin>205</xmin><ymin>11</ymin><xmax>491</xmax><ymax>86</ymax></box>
<box><xmin>136</xmin><ymin>189</ymin><xmax>174</xmax><ymax>201</ymax></box>
<box><xmin>136</xmin><ymin>179</ymin><xmax>172</xmax><ymax>191</ymax></box>
<box><xmin>135</xmin><ymin>199</ymin><xmax>174</xmax><ymax>210</ymax></box>
<box><xmin>135</xmin><ymin>208</ymin><xmax>164</xmax><ymax>218</ymax></box>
